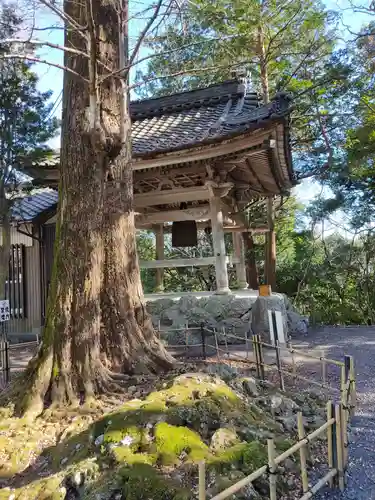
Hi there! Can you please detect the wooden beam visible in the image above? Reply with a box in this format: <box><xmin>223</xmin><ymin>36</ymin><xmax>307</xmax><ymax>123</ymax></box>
<box><xmin>137</xmin><ymin>223</ymin><xmax>268</xmax><ymax>233</ymax></box>
<box><xmin>132</xmin><ymin>127</ymin><xmax>275</xmax><ymax>171</ymax></box>
<box><xmin>140</xmin><ymin>256</ymin><xmax>239</xmax><ymax>269</ymax></box>
<box><xmin>134</xmin><ymin>183</ymin><xmax>235</xmax><ymax>208</ymax></box>
<box><xmin>134</xmin><ymin>186</ymin><xmax>209</xmax><ymax>207</ymax></box>
<box><xmin>136</xmin><ymin>205</ymin><xmax>210</xmax><ymax>224</ymax></box>
<box><xmin>220</xmin><ymin>200</ymin><xmax>249</xmax><ymax>229</ymax></box>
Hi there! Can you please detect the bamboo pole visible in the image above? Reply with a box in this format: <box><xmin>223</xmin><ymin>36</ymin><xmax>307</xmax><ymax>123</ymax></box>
<box><xmin>223</xmin><ymin>327</ymin><xmax>229</xmax><ymax>358</ymax></box>
<box><xmin>258</xmin><ymin>334</ymin><xmax>265</xmax><ymax>380</ymax></box>
<box><xmin>198</xmin><ymin>461</ymin><xmax>206</xmax><ymax>500</ymax></box>
<box><xmin>274</xmin><ymin>419</ymin><xmax>335</xmax><ymax>466</ymax></box>
<box><xmin>299</xmin><ymin>469</ymin><xmax>337</xmax><ymax>500</ymax></box>
<box><xmin>214</xmin><ymin>328</ymin><xmax>220</xmax><ymax>360</ymax></box>
<box><xmin>281</xmin><ymin>345</ymin><xmax>345</xmax><ymax>367</ymax></box>
<box><xmin>327</xmin><ymin>402</ymin><xmax>334</xmax><ymax>488</ymax></box>
<box><xmin>244</xmin><ymin>328</ymin><xmax>249</xmax><ymax>359</ymax></box>
<box><xmin>341</xmin><ymin>403</ymin><xmax>348</xmax><ymax>471</ymax></box>
<box><xmin>252</xmin><ymin>335</ymin><xmax>260</xmax><ymax>378</ymax></box>
<box><xmin>210</xmin><ymin>464</ymin><xmax>268</xmax><ymax>500</ymax></box>
<box><xmin>289</xmin><ymin>341</ymin><xmax>297</xmax><ymax>379</ymax></box>
<box><xmin>268</xmin><ymin>439</ymin><xmax>277</xmax><ymax>500</ymax></box>
<box><xmin>297</xmin><ymin>412</ymin><xmax>309</xmax><ymax>493</ymax></box>
<box><xmin>340</xmin><ymin>364</ymin><xmax>347</xmax><ymax>409</ymax></box>
<box><xmin>349</xmin><ymin>356</ymin><xmax>356</xmax><ymax>417</ymax></box>
<box><xmin>335</xmin><ymin>404</ymin><xmax>345</xmax><ymax>491</ymax></box>
<box><xmin>275</xmin><ymin>340</ymin><xmax>285</xmax><ymax>391</ymax></box>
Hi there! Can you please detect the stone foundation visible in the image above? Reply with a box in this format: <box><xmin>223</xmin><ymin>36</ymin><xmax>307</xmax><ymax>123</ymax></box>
<box><xmin>145</xmin><ymin>291</ymin><xmax>308</xmax><ymax>344</ymax></box>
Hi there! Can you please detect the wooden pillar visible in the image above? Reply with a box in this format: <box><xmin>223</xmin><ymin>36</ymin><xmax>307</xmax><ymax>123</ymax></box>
<box><xmin>154</xmin><ymin>224</ymin><xmax>164</xmax><ymax>292</ymax></box>
<box><xmin>243</xmin><ymin>232</ymin><xmax>259</xmax><ymax>290</ymax></box>
<box><xmin>265</xmin><ymin>197</ymin><xmax>276</xmax><ymax>291</ymax></box>
<box><xmin>233</xmin><ymin>232</ymin><xmax>248</xmax><ymax>289</ymax></box>
<box><xmin>209</xmin><ymin>196</ymin><xmax>230</xmax><ymax>294</ymax></box>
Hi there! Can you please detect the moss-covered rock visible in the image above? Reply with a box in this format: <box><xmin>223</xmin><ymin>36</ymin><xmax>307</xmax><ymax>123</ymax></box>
<box><xmin>154</xmin><ymin>422</ymin><xmax>209</xmax><ymax>465</ymax></box>
<box><xmin>0</xmin><ymin>370</ymin><xmax>325</xmax><ymax>500</ymax></box>
<box><xmin>119</xmin><ymin>464</ymin><xmax>191</xmax><ymax>500</ymax></box>
<box><xmin>209</xmin><ymin>440</ymin><xmax>268</xmax><ymax>475</ymax></box>
<box><xmin>210</xmin><ymin>428</ymin><xmax>240</xmax><ymax>450</ymax></box>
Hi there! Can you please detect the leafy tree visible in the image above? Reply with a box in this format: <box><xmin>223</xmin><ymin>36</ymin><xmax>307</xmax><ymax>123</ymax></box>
<box><xmin>0</xmin><ymin>5</ymin><xmax>59</xmax><ymax>297</ymax></box>
<box><xmin>135</xmin><ymin>0</ymin><xmax>358</xmax><ymax>290</ymax></box>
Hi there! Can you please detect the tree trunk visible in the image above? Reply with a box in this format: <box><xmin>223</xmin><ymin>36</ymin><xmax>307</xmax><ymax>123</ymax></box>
<box><xmin>0</xmin><ymin>196</ymin><xmax>10</xmax><ymax>300</ymax></box>
<box><xmin>265</xmin><ymin>197</ymin><xmax>276</xmax><ymax>291</ymax></box>
<box><xmin>257</xmin><ymin>19</ymin><xmax>277</xmax><ymax>290</ymax></box>
<box><xmin>15</xmin><ymin>0</ymin><xmax>173</xmax><ymax>417</ymax></box>
<box><xmin>242</xmin><ymin>232</ymin><xmax>259</xmax><ymax>290</ymax></box>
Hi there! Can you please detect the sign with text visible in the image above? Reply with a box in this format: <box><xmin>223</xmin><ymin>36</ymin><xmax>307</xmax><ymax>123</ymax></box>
<box><xmin>0</xmin><ymin>300</ymin><xmax>10</xmax><ymax>322</ymax></box>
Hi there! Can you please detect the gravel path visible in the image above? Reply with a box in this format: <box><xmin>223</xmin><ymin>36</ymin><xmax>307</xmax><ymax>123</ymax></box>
<box><xmin>292</xmin><ymin>326</ymin><xmax>375</xmax><ymax>500</ymax></box>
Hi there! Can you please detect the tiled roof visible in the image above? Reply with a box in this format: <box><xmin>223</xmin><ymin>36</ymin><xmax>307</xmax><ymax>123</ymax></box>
<box><xmin>130</xmin><ymin>80</ymin><xmax>292</xmax><ymax>156</ymax></box>
<box><xmin>22</xmin><ymin>80</ymin><xmax>292</xmax><ymax>183</ymax></box>
<box><xmin>12</xmin><ymin>189</ymin><xmax>58</xmax><ymax>222</ymax></box>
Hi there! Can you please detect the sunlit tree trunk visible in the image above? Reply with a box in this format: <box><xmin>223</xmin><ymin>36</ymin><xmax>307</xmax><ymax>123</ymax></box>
<box><xmin>15</xmin><ymin>0</ymin><xmax>173</xmax><ymax>417</ymax></box>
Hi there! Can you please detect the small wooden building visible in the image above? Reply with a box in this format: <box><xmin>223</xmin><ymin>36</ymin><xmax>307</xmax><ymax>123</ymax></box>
<box><xmin>5</xmin><ymin>79</ymin><xmax>294</xmax><ymax>339</ymax></box>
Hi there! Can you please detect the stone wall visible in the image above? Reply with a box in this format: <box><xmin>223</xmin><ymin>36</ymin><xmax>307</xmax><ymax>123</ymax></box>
<box><xmin>146</xmin><ymin>293</ymin><xmax>308</xmax><ymax>345</ymax></box>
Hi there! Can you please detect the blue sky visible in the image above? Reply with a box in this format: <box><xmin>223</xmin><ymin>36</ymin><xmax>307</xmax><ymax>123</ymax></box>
<box><xmin>31</xmin><ymin>0</ymin><xmax>373</xmax><ymax>209</ymax></box>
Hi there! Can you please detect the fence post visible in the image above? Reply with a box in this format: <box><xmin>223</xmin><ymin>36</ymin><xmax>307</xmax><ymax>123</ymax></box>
<box><xmin>200</xmin><ymin>323</ymin><xmax>206</xmax><ymax>360</ymax></box>
<box><xmin>244</xmin><ymin>328</ymin><xmax>249</xmax><ymax>359</ymax></box>
<box><xmin>335</xmin><ymin>404</ymin><xmax>345</xmax><ymax>491</ymax></box>
<box><xmin>198</xmin><ymin>461</ymin><xmax>206</xmax><ymax>500</ymax></box>
<box><xmin>223</xmin><ymin>327</ymin><xmax>229</xmax><ymax>358</ymax></box>
<box><xmin>349</xmin><ymin>356</ymin><xmax>356</xmax><ymax>417</ymax></box>
<box><xmin>288</xmin><ymin>340</ymin><xmax>297</xmax><ymax>379</ymax></box>
<box><xmin>252</xmin><ymin>335</ymin><xmax>260</xmax><ymax>378</ymax></box>
<box><xmin>340</xmin><ymin>364</ymin><xmax>346</xmax><ymax>409</ymax></box>
<box><xmin>257</xmin><ymin>334</ymin><xmax>265</xmax><ymax>381</ymax></box>
<box><xmin>214</xmin><ymin>328</ymin><xmax>220</xmax><ymax>360</ymax></box>
<box><xmin>297</xmin><ymin>412</ymin><xmax>309</xmax><ymax>493</ymax></box>
<box><xmin>267</xmin><ymin>439</ymin><xmax>277</xmax><ymax>500</ymax></box>
<box><xmin>275</xmin><ymin>339</ymin><xmax>285</xmax><ymax>391</ymax></box>
<box><xmin>327</xmin><ymin>401</ymin><xmax>334</xmax><ymax>488</ymax></box>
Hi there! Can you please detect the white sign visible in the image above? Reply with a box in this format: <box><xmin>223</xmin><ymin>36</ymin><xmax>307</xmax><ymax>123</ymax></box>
<box><xmin>268</xmin><ymin>310</ymin><xmax>286</xmax><ymax>345</ymax></box>
<box><xmin>0</xmin><ymin>300</ymin><xmax>10</xmax><ymax>322</ymax></box>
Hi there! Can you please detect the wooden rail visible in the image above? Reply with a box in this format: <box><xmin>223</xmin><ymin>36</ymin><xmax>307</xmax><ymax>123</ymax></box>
<box><xmin>198</xmin><ymin>404</ymin><xmax>346</xmax><ymax>500</ymax></box>
<box><xmin>156</xmin><ymin>322</ymin><xmax>355</xmax><ymax>499</ymax></box>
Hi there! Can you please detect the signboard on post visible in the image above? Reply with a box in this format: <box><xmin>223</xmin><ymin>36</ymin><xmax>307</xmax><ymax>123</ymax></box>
<box><xmin>0</xmin><ymin>300</ymin><xmax>10</xmax><ymax>322</ymax></box>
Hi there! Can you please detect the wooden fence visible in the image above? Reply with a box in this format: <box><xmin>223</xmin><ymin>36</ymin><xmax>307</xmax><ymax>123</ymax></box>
<box><xmin>198</xmin><ymin>401</ymin><xmax>348</xmax><ymax>500</ymax></box>
<box><xmin>156</xmin><ymin>322</ymin><xmax>357</xmax><ymax>499</ymax></box>
<box><xmin>251</xmin><ymin>334</ymin><xmax>357</xmax><ymax>425</ymax></box>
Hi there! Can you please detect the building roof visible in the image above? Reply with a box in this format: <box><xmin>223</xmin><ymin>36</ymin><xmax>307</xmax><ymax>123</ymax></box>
<box><xmin>11</xmin><ymin>189</ymin><xmax>58</xmax><ymax>222</ymax></box>
<box><xmin>130</xmin><ymin>80</ymin><xmax>291</xmax><ymax>157</ymax></box>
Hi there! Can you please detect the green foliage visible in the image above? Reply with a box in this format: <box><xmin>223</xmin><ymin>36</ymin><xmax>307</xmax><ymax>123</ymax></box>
<box><xmin>154</xmin><ymin>422</ymin><xmax>209</xmax><ymax>464</ymax></box>
<box><xmin>120</xmin><ymin>464</ymin><xmax>191</xmax><ymax>500</ymax></box>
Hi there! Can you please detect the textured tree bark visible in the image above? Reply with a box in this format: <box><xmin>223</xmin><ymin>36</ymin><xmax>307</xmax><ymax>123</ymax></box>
<box><xmin>265</xmin><ymin>197</ymin><xmax>277</xmax><ymax>291</ymax></box>
<box><xmin>13</xmin><ymin>0</ymin><xmax>173</xmax><ymax>417</ymax></box>
<box><xmin>0</xmin><ymin>197</ymin><xmax>11</xmax><ymax>300</ymax></box>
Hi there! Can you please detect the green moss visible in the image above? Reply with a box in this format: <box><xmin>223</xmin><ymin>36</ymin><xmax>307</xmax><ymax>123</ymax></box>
<box><xmin>112</xmin><ymin>447</ymin><xmax>157</xmax><ymax>465</ymax></box>
<box><xmin>209</xmin><ymin>441</ymin><xmax>267</xmax><ymax>474</ymax></box>
<box><xmin>119</xmin><ymin>464</ymin><xmax>191</xmax><ymax>500</ymax></box>
<box><xmin>154</xmin><ymin>422</ymin><xmax>209</xmax><ymax>465</ymax></box>
<box><xmin>104</xmin><ymin>425</ymin><xmax>146</xmax><ymax>450</ymax></box>
<box><xmin>0</xmin><ymin>474</ymin><xmax>65</xmax><ymax>500</ymax></box>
